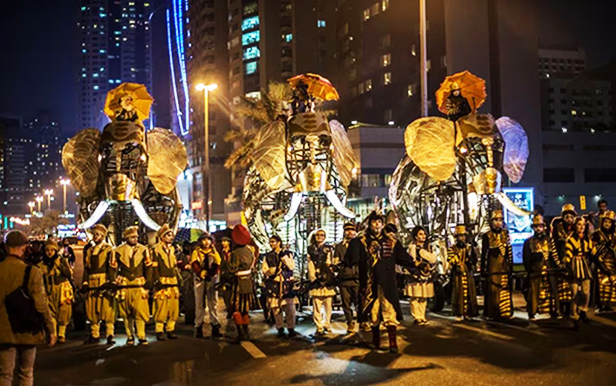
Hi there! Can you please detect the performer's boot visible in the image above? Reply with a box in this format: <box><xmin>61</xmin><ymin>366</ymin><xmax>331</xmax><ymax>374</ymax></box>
<box><xmin>387</xmin><ymin>325</ymin><xmax>398</xmax><ymax>354</ymax></box>
<box><xmin>242</xmin><ymin>313</ymin><xmax>251</xmax><ymax>340</ymax></box>
<box><xmin>211</xmin><ymin>323</ymin><xmax>223</xmax><ymax>339</ymax></box>
<box><xmin>371</xmin><ymin>327</ymin><xmax>381</xmax><ymax>350</ymax></box>
<box><xmin>233</xmin><ymin>312</ymin><xmax>245</xmax><ymax>342</ymax></box>
<box><xmin>194</xmin><ymin>325</ymin><xmax>204</xmax><ymax>339</ymax></box>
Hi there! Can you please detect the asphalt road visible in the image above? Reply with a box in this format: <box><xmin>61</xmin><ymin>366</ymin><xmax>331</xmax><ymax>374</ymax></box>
<box><xmin>36</xmin><ymin>247</ymin><xmax>615</xmax><ymax>386</ymax></box>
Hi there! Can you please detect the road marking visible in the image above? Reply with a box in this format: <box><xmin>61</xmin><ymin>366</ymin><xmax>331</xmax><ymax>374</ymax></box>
<box><xmin>240</xmin><ymin>341</ymin><xmax>267</xmax><ymax>358</ymax></box>
<box><xmin>453</xmin><ymin>323</ymin><xmax>515</xmax><ymax>341</ymax></box>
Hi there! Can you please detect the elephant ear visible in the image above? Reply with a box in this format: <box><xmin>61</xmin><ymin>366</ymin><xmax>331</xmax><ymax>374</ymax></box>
<box><xmin>252</xmin><ymin>120</ymin><xmax>288</xmax><ymax>190</ymax></box>
<box><xmin>328</xmin><ymin>120</ymin><xmax>357</xmax><ymax>187</ymax></box>
<box><xmin>404</xmin><ymin>117</ymin><xmax>455</xmax><ymax>181</ymax></box>
<box><xmin>495</xmin><ymin>117</ymin><xmax>529</xmax><ymax>184</ymax></box>
<box><xmin>62</xmin><ymin>128</ymin><xmax>101</xmax><ymax>198</ymax></box>
<box><xmin>146</xmin><ymin>127</ymin><xmax>188</xmax><ymax>195</ymax></box>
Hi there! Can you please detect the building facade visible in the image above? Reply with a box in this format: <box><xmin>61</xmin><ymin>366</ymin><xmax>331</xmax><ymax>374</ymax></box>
<box><xmin>77</xmin><ymin>0</ymin><xmax>153</xmax><ymax>129</ymax></box>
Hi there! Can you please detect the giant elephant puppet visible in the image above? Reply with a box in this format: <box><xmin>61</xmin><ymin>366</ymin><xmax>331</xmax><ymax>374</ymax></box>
<box><xmin>388</xmin><ymin>113</ymin><xmax>530</xmax><ymax>248</ymax></box>
<box><xmin>63</xmin><ymin>110</ymin><xmax>187</xmax><ymax>246</ymax></box>
<box><xmin>243</xmin><ymin>111</ymin><xmax>357</xmax><ymax>251</ymax></box>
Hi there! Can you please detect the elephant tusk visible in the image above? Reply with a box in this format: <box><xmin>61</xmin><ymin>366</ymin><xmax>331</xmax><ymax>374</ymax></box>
<box><xmin>131</xmin><ymin>199</ymin><xmax>162</xmax><ymax>231</ymax></box>
<box><xmin>283</xmin><ymin>193</ymin><xmax>303</xmax><ymax>222</ymax></box>
<box><xmin>496</xmin><ymin>193</ymin><xmax>532</xmax><ymax>217</ymax></box>
<box><xmin>78</xmin><ymin>201</ymin><xmax>110</xmax><ymax>229</ymax></box>
<box><xmin>325</xmin><ymin>190</ymin><xmax>355</xmax><ymax>219</ymax></box>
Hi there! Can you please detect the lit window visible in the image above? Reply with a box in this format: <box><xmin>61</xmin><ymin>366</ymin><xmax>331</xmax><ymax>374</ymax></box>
<box><xmin>383</xmin><ymin>72</ymin><xmax>392</xmax><ymax>85</ymax></box>
<box><xmin>93</xmin><ymin>85</ymin><xmax>99</xmax><ymax>90</ymax></box>
<box><xmin>382</xmin><ymin>0</ymin><xmax>390</xmax><ymax>11</ymax></box>
<box><xmin>317</xmin><ymin>20</ymin><xmax>326</xmax><ymax>28</ymax></box>
<box><xmin>407</xmin><ymin>84</ymin><xmax>414</xmax><ymax>97</ymax></box>
<box><xmin>285</xmin><ymin>34</ymin><xmax>293</xmax><ymax>42</ymax></box>
<box><xmin>380</xmin><ymin>53</ymin><xmax>391</xmax><ymax>67</ymax></box>
<box><xmin>365</xmin><ymin>79</ymin><xmax>372</xmax><ymax>91</ymax></box>
<box><xmin>242</xmin><ymin>31</ymin><xmax>260</xmax><ymax>46</ymax></box>
<box><xmin>363</xmin><ymin>8</ymin><xmax>370</xmax><ymax>21</ymax></box>
<box><xmin>242</xmin><ymin>16</ymin><xmax>259</xmax><ymax>31</ymax></box>
<box><xmin>243</xmin><ymin>46</ymin><xmax>260</xmax><ymax>60</ymax></box>
<box><xmin>571</xmin><ymin>110</ymin><xmax>577</xmax><ymax>116</ymax></box>
<box><xmin>245</xmin><ymin>61</ymin><xmax>257</xmax><ymax>74</ymax></box>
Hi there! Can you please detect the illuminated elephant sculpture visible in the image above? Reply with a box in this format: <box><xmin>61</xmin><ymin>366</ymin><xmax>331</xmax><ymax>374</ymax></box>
<box><xmin>389</xmin><ymin>113</ymin><xmax>530</xmax><ymax>242</ymax></box>
<box><xmin>62</xmin><ymin>120</ymin><xmax>187</xmax><ymax>245</ymax></box>
<box><xmin>242</xmin><ymin>112</ymin><xmax>357</xmax><ymax>249</ymax></box>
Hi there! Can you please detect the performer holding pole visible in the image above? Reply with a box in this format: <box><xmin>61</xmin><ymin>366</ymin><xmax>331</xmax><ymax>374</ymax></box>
<box><xmin>82</xmin><ymin>224</ymin><xmax>117</xmax><ymax>345</ymax></box>
<box><xmin>151</xmin><ymin>224</ymin><xmax>181</xmax><ymax>340</ymax></box>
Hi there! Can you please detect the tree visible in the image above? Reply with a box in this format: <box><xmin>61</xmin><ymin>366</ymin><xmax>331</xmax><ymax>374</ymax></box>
<box><xmin>27</xmin><ymin>210</ymin><xmax>68</xmax><ymax>236</ymax></box>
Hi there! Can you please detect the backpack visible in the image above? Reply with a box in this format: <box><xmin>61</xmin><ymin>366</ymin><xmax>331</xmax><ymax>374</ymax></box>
<box><xmin>4</xmin><ymin>265</ymin><xmax>45</xmax><ymax>334</ymax></box>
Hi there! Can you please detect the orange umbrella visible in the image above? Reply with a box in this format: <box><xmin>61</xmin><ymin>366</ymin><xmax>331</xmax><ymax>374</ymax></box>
<box><xmin>435</xmin><ymin>70</ymin><xmax>487</xmax><ymax>115</ymax></box>
<box><xmin>287</xmin><ymin>73</ymin><xmax>340</xmax><ymax>101</ymax></box>
<box><xmin>104</xmin><ymin>82</ymin><xmax>154</xmax><ymax>122</ymax></box>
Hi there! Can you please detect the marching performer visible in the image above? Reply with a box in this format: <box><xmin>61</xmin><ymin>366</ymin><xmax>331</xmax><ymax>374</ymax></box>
<box><xmin>405</xmin><ymin>226</ymin><xmax>437</xmax><ymax>326</ymax></box>
<box><xmin>82</xmin><ymin>224</ymin><xmax>117</xmax><ymax>344</ymax></box>
<box><xmin>345</xmin><ymin>212</ymin><xmax>414</xmax><ymax>353</ymax></box>
<box><xmin>262</xmin><ymin>235</ymin><xmax>298</xmax><ymax>338</ymax></box>
<box><xmin>591</xmin><ymin>210</ymin><xmax>616</xmax><ymax>312</ymax></box>
<box><xmin>228</xmin><ymin>225</ymin><xmax>258</xmax><ymax>341</ymax></box>
<box><xmin>190</xmin><ymin>232</ymin><xmax>222</xmax><ymax>339</ymax></box>
<box><xmin>563</xmin><ymin>217</ymin><xmax>594</xmax><ymax>329</ymax></box>
<box><xmin>522</xmin><ymin>215</ymin><xmax>561</xmax><ymax>321</ymax></box>
<box><xmin>551</xmin><ymin>204</ymin><xmax>577</xmax><ymax>315</ymax></box>
<box><xmin>307</xmin><ymin>229</ymin><xmax>336</xmax><ymax>336</ymax></box>
<box><xmin>151</xmin><ymin>224</ymin><xmax>181</xmax><ymax>340</ymax></box>
<box><xmin>40</xmin><ymin>240</ymin><xmax>74</xmax><ymax>343</ymax></box>
<box><xmin>334</xmin><ymin>222</ymin><xmax>359</xmax><ymax>334</ymax></box>
<box><xmin>115</xmin><ymin>226</ymin><xmax>152</xmax><ymax>345</ymax></box>
<box><xmin>447</xmin><ymin>225</ymin><xmax>479</xmax><ymax>321</ymax></box>
<box><xmin>481</xmin><ymin>210</ymin><xmax>514</xmax><ymax>320</ymax></box>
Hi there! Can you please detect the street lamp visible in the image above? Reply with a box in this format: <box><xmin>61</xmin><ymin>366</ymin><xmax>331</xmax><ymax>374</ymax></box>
<box><xmin>195</xmin><ymin>82</ymin><xmax>218</xmax><ymax>231</ymax></box>
<box><xmin>60</xmin><ymin>178</ymin><xmax>70</xmax><ymax>214</ymax></box>
<box><xmin>44</xmin><ymin>189</ymin><xmax>53</xmax><ymax>211</ymax></box>
<box><xmin>35</xmin><ymin>196</ymin><xmax>43</xmax><ymax>213</ymax></box>
<box><xmin>28</xmin><ymin>201</ymin><xmax>35</xmax><ymax>214</ymax></box>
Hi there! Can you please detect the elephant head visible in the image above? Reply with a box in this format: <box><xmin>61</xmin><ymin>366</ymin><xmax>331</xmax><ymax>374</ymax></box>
<box><xmin>62</xmin><ymin>123</ymin><xmax>188</xmax><ymax>243</ymax></box>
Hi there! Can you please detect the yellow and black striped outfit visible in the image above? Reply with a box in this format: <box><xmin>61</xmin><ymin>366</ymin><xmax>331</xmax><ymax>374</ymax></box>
<box><xmin>481</xmin><ymin>229</ymin><xmax>514</xmax><ymax>319</ymax></box>
<box><xmin>522</xmin><ymin>236</ymin><xmax>561</xmax><ymax>317</ymax></box>
<box><xmin>563</xmin><ymin>234</ymin><xmax>593</xmax><ymax>320</ymax></box>
<box><xmin>447</xmin><ymin>243</ymin><xmax>478</xmax><ymax>318</ymax></box>
<box><xmin>591</xmin><ymin>229</ymin><xmax>616</xmax><ymax>307</ymax></box>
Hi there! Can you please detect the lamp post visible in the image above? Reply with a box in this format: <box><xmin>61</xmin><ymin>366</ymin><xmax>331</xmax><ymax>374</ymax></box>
<box><xmin>28</xmin><ymin>201</ymin><xmax>35</xmax><ymax>214</ymax></box>
<box><xmin>419</xmin><ymin>0</ymin><xmax>428</xmax><ymax>117</ymax></box>
<box><xmin>60</xmin><ymin>178</ymin><xmax>70</xmax><ymax>214</ymax></box>
<box><xmin>35</xmin><ymin>196</ymin><xmax>43</xmax><ymax>213</ymax></box>
<box><xmin>195</xmin><ymin>82</ymin><xmax>218</xmax><ymax>231</ymax></box>
<box><xmin>44</xmin><ymin>189</ymin><xmax>53</xmax><ymax>211</ymax></box>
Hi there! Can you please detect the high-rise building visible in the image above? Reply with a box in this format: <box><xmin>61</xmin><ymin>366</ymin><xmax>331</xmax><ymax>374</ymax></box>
<box><xmin>539</xmin><ymin>47</ymin><xmax>586</xmax><ymax>79</ymax></box>
<box><xmin>77</xmin><ymin>0</ymin><xmax>152</xmax><ymax>129</ymax></box>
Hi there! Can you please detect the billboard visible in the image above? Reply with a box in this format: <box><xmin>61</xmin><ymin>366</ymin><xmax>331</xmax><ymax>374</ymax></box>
<box><xmin>503</xmin><ymin>187</ymin><xmax>534</xmax><ymax>264</ymax></box>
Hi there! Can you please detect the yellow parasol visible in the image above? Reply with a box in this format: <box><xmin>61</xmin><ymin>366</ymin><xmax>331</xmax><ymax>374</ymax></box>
<box><xmin>435</xmin><ymin>70</ymin><xmax>487</xmax><ymax>115</ymax></box>
<box><xmin>104</xmin><ymin>83</ymin><xmax>154</xmax><ymax>121</ymax></box>
<box><xmin>287</xmin><ymin>73</ymin><xmax>340</xmax><ymax>101</ymax></box>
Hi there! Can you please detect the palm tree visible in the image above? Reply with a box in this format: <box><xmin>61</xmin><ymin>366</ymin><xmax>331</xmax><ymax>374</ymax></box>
<box><xmin>27</xmin><ymin>210</ymin><xmax>68</xmax><ymax>236</ymax></box>
<box><xmin>224</xmin><ymin>82</ymin><xmax>292</xmax><ymax>170</ymax></box>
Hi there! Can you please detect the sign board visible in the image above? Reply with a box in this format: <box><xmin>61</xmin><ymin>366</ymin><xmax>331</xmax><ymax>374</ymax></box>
<box><xmin>580</xmin><ymin>195</ymin><xmax>586</xmax><ymax>211</ymax></box>
<box><xmin>191</xmin><ymin>201</ymin><xmax>203</xmax><ymax>210</ymax></box>
<box><xmin>503</xmin><ymin>187</ymin><xmax>534</xmax><ymax>264</ymax></box>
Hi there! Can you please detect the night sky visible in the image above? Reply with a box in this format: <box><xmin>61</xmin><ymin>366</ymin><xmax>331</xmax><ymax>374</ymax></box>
<box><xmin>0</xmin><ymin>0</ymin><xmax>614</xmax><ymax>136</ymax></box>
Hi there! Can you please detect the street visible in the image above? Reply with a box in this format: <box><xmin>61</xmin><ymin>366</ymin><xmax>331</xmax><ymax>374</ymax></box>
<box><xmin>34</xmin><ymin>296</ymin><xmax>616</xmax><ymax>386</ymax></box>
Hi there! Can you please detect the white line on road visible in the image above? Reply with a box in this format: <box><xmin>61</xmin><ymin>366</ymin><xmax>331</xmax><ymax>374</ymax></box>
<box><xmin>241</xmin><ymin>341</ymin><xmax>267</xmax><ymax>359</ymax></box>
<box><xmin>591</xmin><ymin>315</ymin><xmax>616</xmax><ymax>329</ymax></box>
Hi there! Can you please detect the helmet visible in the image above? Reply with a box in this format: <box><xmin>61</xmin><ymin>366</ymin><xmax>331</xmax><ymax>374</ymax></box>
<box><xmin>600</xmin><ymin>210</ymin><xmax>615</xmax><ymax>222</ymax></box>
<box><xmin>561</xmin><ymin>203</ymin><xmax>577</xmax><ymax>217</ymax></box>
<box><xmin>490</xmin><ymin>210</ymin><xmax>504</xmax><ymax>221</ymax></box>
<box><xmin>454</xmin><ymin>225</ymin><xmax>466</xmax><ymax>235</ymax></box>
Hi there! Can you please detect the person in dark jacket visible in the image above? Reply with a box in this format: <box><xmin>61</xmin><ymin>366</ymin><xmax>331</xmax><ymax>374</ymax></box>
<box><xmin>334</xmin><ymin>222</ymin><xmax>359</xmax><ymax>334</ymax></box>
<box><xmin>522</xmin><ymin>215</ymin><xmax>561</xmax><ymax>322</ymax></box>
<box><xmin>308</xmin><ymin>229</ymin><xmax>336</xmax><ymax>336</ymax></box>
<box><xmin>345</xmin><ymin>212</ymin><xmax>414</xmax><ymax>353</ymax></box>
<box><xmin>61</xmin><ymin>238</ymin><xmax>76</xmax><ymax>268</ymax></box>
<box><xmin>1</xmin><ymin>230</ymin><xmax>55</xmax><ymax>386</ymax></box>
